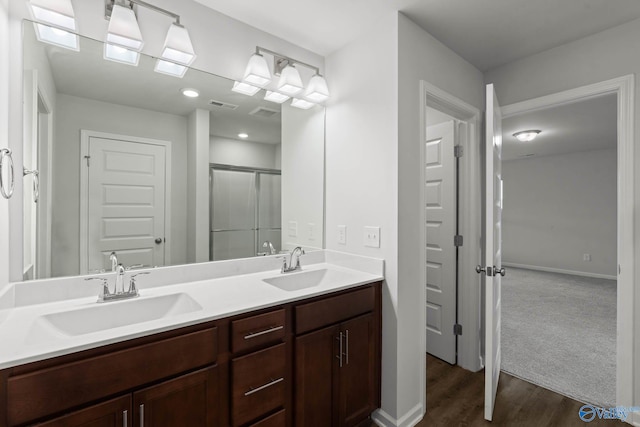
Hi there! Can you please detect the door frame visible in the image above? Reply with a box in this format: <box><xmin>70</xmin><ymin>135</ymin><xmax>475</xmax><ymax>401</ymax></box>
<box><xmin>500</xmin><ymin>74</ymin><xmax>634</xmax><ymax>414</ymax></box>
<box><xmin>420</xmin><ymin>80</ymin><xmax>484</xmax><ymax>409</ymax></box>
<box><xmin>79</xmin><ymin>130</ymin><xmax>172</xmax><ymax>274</ymax></box>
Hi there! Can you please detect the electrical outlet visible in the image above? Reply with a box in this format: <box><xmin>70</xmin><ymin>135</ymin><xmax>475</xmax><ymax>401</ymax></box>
<box><xmin>583</xmin><ymin>254</ymin><xmax>591</xmax><ymax>262</ymax></box>
<box><xmin>364</xmin><ymin>226</ymin><xmax>380</xmax><ymax>248</ymax></box>
<box><xmin>337</xmin><ymin>225</ymin><xmax>347</xmax><ymax>245</ymax></box>
<box><xmin>288</xmin><ymin>221</ymin><xmax>298</xmax><ymax>237</ymax></box>
<box><xmin>308</xmin><ymin>223</ymin><xmax>315</xmax><ymax>241</ymax></box>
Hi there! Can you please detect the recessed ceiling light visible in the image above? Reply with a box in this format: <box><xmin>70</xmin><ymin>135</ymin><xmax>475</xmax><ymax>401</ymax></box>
<box><xmin>513</xmin><ymin>130</ymin><xmax>541</xmax><ymax>142</ymax></box>
<box><xmin>181</xmin><ymin>88</ymin><xmax>199</xmax><ymax>98</ymax></box>
<box><xmin>238</xmin><ymin>133</ymin><xmax>249</xmax><ymax>139</ymax></box>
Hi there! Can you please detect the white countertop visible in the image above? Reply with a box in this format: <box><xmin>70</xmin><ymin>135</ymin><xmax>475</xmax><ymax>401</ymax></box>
<box><xmin>0</xmin><ymin>254</ymin><xmax>383</xmax><ymax>370</ymax></box>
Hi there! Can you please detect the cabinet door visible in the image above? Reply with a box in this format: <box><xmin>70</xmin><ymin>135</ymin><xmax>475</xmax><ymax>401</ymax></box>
<box><xmin>294</xmin><ymin>325</ymin><xmax>339</xmax><ymax>427</ymax></box>
<box><xmin>338</xmin><ymin>314</ymin><xmax>376</xmax><ymax>427</ymax></box>
<box><xmin>133</xmin><ymin>366</ymin><xmax>218</xmax><ymax>427</ymax></box>
<box><xmin>34</xmin><ymin>396</ymin><xmax>131</xmax><ymax>427</ymax></box>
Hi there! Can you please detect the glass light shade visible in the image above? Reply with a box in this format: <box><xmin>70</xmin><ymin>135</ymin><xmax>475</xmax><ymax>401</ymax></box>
<box><xmin>106</xmin><ymin>4</ymin><xmax>143</xmax><ymax>51</ymax></box>
<box><xmin>29</xmin><ymin>0</ymin><xmax>76</xmax><ymax>30</ymax></box>
<box><xmin>34</xmin><ymin>23</ymin><xmax>78</xmax><ymax>51</ymax></box>
<box><xmin>277</xmin><ymin>65</ymin><xmax>304</xmax><ymax>95</ymax></box>
<box><xmin>104</xmin><ymin>43</ymin><xmax>139</xmax><ymax>66</ymax></box>
<box><xmin>154</xmin><ymin>60</ymin><xmax>188</xmax><ymax>78</ymax></box>
<box><xmin>243</xmin><ymin>53</ymin><xmax>271</xmax><ymax>87</ymax></box>
<box><xmin>231</xmin><ymin>81</ymin><xmax>261</xmax><ymax>96</ymax></box>
<box><xmin>161</xmin><ymin>24</ymin><xmax>196</xmax><ymax>66</ymax></box>
<box><xmin>513</xmin><ymin>130</ymin><xmax>541</xmax><ymax>142</ymax></box>
<box><xmin>304</xmin><ymin>74</ymin><xmax>330</xmax><ymax>102</ymax></box>
<box><xmin>264</xmin><ymin>91</ymin><xmax>290</xmax><ymax>104</ymax></box>
<box><xmin>291</xmin><ymin>98</ymin><xmax>315</xmax><ymax>110</ymax></box>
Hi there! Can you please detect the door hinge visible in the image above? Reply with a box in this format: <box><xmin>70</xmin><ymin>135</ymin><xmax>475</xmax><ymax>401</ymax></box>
<box><xmin>84</xmin><ymin>155</ymin><xmax>91</xmax><ymax>167</ymax></box>
<box><xmin>454</xmin><ymin>324</ymin><xmax>462</xmax><ymax>336</ymax></box>
<box><xmin>454</xmin><ymin>145</ymin><xmax>464</xmax><ymax>158</ymax></box>
<box><xmin>454</xmin><ymin>235</ymin><xmax>463</xmax><ymax>247</ymax></box>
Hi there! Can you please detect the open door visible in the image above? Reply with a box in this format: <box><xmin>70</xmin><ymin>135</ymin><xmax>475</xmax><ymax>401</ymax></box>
<box><xmin>477</xmin><ymin>83</ymin><xmax>506</xmax><ymax>421</ymax></box>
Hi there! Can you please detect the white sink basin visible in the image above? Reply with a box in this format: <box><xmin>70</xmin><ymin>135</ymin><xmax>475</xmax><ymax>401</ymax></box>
<box><xmin>35</xmin><ymin>293</ymin><xmax>203</xmax><ymax>337</ymax></box>
<box><xmin>263</xmin><ymin>268</ymin><xmax>357</xmax><ymax>291</ymax></box>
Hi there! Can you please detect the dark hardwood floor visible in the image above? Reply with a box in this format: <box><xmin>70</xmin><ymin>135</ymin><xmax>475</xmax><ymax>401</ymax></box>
<box><xmin>419</xmin><ymin>354</ymin><xmax>623</xmax><ymax>426</ymax></box>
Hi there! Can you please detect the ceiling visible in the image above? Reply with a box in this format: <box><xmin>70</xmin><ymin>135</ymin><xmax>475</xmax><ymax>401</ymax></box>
<box><xmin>502</xmin><ymin>94</ymin><xmax>616</xmax><ymax>161</ymax></box>
<box><xmin>194</xmin><ymin>0</ymin><xmax>640</xmax><ymax>71</ymax></box>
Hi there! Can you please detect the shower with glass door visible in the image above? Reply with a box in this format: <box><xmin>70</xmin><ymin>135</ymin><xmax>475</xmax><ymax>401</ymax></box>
<box><xmin>209</xmin><ymin>164</ymin><xmax>281</xmax><ymax>261</ymax></box>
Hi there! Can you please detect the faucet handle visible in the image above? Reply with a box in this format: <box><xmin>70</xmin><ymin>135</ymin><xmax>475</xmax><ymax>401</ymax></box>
<box><xmin>128</xmin><ymin>271</ymin><xmax>148</xmax><ymax>295</ymax></box>
<box><xmin>125</xmin><ymin>264</ymin><xmax>144</xmax><ymax>271</ymax></box>
<box><xmin>85</xmin><ymin>277</ymin><xmax>111</xmax><ymax>301</ymax></box>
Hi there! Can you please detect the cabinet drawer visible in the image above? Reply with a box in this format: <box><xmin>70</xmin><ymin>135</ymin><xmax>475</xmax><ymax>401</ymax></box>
<box><xmin>232</xmin><ymin>309</ymin><xmax>285</xmax><ymax>354</ymax></box>
<box><xmin>231</xmin><ymin>343</ymin><xmax>286</xmax><ymax>427</ymax></box>
<box><xmin>8</xmin><ymin>327</ymin><xmax>217</xmax><ymax>426</ymax></box>
<box><xmin>248</xmin><ymin>409</ymin><xmax>286</xmax><ymax>427</ymax></box>
<box><xmin>295</xmin><ymin>286</ymin><xmax>375</xmax><ymax>334</ymax></box>
<box><xmin>32</xmin><ymin>395</ymin><xmax>131</xmax><ymax>427</ymax></box>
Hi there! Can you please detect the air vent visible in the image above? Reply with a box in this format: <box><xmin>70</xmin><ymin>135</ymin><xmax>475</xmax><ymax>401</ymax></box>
<box><xmin>249</xmin><ymin>107</ymin><xmax>280</xmax><ymax>118</ymax></box>
<box><xmin>208</xmin><ymin>99</ymin><xmax>239</xmax><ymax>110</ymax></box>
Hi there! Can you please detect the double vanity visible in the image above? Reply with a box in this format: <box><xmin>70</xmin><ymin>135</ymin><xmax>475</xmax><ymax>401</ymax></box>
<box><xmin>0</xmin><ymin>250</ymin><xmax>383</xmax><ymax>427</ymax></box>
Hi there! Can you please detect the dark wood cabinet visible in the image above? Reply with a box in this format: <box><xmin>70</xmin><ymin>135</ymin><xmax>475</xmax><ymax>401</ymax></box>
<box><xmin>133</xmin><ymin>366</ymin><xmax>218</xmax><ymax>427</ymax></box>
<box><xmin>33</xmin><ymin>396</ymin><xmax>131</xmax><ymax>427</ymax></box>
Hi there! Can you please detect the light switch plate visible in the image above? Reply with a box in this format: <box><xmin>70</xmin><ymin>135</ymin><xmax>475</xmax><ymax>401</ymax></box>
<box><xmin>364</xmin><ymin>226</ymin><xmax>380</xmax><ymax>248</ymax></box>
<box><xmin>337</xmin><ymin>225</ymin><xmax>347</xmax><ymax>245</ymax></box>
<box><xmin>288</xmin><ymin>221</ymin><xmax>298</xmax><ymax>237</ymax></box>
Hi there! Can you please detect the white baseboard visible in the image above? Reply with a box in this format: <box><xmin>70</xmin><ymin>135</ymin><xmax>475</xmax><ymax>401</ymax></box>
<box><xmin>502</xmin><ymin>262</ymin><xmax>616</xmax><ymax>281</ymax></box>
<box><xmin>372</xmin><ymin>404</ymin><xmax>424</xmax><ymax>427</ymax></box>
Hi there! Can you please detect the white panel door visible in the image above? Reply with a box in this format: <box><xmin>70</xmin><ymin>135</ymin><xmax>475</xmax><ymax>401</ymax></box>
<box><xmin>482</xmin><ymin>83</ymin><xmax>505</xmax><ymax>421</ymax></box>
<box><xmin>425</xmin><ymin>121</ymin><xmax>457</xmax><ymax>364</ymax></box>
<box><xmin>86</xmin><ymin>137</ymin><xmax>166</xmax><ymax>273</ymax></box>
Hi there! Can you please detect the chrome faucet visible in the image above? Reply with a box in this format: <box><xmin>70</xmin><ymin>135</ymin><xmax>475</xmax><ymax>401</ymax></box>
<box><xmin>262</xmin><ymin>241</ymin><xmax>277</xmax><ymax>255</ymax></box>
<box><xmin>109</xmin><ymin>252</ymin><xmax>118</xmax><ymax>272</ymax></box>
<box><xmin>85</xmin><ymin>263</ymin><xmax>148</xmax><ymax>303</ymax></box>
<box><xmin>281</xmin><ymin>246</ymin><xmax>305</xmax><ymax>273</ymax></box>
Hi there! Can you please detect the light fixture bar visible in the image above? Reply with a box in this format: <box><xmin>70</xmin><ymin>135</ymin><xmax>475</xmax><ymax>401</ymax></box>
<box><xmin>255</xmin><ymin>46</ymin><xmax>321</xmax><ymax>75</ymax></box>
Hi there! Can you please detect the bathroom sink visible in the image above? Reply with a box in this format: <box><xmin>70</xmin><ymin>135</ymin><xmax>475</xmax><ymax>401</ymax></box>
<box><xmin>35</xmin><ymin>293</ymin><xmax>203</xmax><ymax>337</ymax></box>
<box><xmin>263</xmin><ymin>268</ymin><xmax>355</xmax><ymax>291</ymax></box>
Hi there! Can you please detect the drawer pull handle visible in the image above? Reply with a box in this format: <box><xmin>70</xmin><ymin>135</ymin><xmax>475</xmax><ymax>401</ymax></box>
<box><xmin>123</xmin><ymin>410</ymin><xmax>128</xmax><ymax>427</ymax></box>
<box><xmin>244</xmin><ymin>325</ymin><xmax>284</xmax><ymax>340</ymax></box>
<box><xmin>139</xmin><ymin>404</ymin><xmax>144</xmax><ymax>427</ymax></box>
<box><xmin>244</xmin><ymin>377</ymin><xmax>284</xmax><ymax>396</ymax></box>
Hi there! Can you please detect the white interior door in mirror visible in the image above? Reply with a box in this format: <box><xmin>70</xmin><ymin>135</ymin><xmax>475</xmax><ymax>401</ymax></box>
<box><xmin>484</xmin><ymin>83</ymin><xmax>503</xmax><ymax>421</ymax></box>
<box><xmin>84</xmin><ymin>135</ymin><xmax>167</xmax><ymax>273</ymax></box>
<box><xmin>425</xmin><ymin>121</ymin><xmax>457</xmax><ymax>364</ymax></box>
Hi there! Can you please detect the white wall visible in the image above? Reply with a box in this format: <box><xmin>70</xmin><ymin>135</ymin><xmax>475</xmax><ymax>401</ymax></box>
<box><xmin>0</xmin><ymin>0</ymin><xmax>10</xmax><ymax>291</ymax></box>
<box><xmin>209</xmin><ymin>136</ymin><xmax>279</xmax><ymax>170</ymax></box>
<box><xmin>52</xmin><ymin>94</ymin><xmax>188</xmax><ymax>277</ymax></box>
<box><xmin>484</xmin><ymin>17</ymin><xmax>640</xmax><ymax>418</ymax></box>
<box><xmin>281</xmin><ymin>103</ymin><xmax>324</xmax><ymax>251</ymax></box>
<box><xmin>503</xmin><ymin>149</ymin><xmax>617</xmax><ymax>277</ymax></box>
<box><xmin>186</xmin><ymin>109</ymin><xmax>209</xmax><ymax>264</ymax></box>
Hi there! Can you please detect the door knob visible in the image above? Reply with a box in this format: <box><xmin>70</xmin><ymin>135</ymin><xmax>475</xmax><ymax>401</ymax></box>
<box><xmin>155</xmin><ymin>238</ymin><xmax>163</xmax><ymax>244</ymax></box>
<box><xmin>494</xmin><ymin>266</ymin><xmax>506</xmax><ymax>276</ymax></box>
<box><xmin>476</xmin><ymin>265</ymin><xmax>494</xmax><ymax>276</ymax></box>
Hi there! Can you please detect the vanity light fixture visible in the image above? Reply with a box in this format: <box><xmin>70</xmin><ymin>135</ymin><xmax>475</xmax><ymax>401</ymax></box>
<box><xmin>277</xmin><ymin>64</ymin><xmax>304</xmax><ymax>96</ymax></box>
<box><xmin>264</xmin><ymin>91</ymin><xmax>290</xmax><ymax>104</ymax></box>
<box><xmin>238</xmin><ymin>133</ymin><xmax>249</xmax><ymax>139</ymax></box>
<box><xmin>291</xmin><ymin>98</ymin><xmax>315</xmax><ymax>110</ymax></box>
<box><xmin>242</xmin><ymin>53</ymin><xmax>272</xmax><ymax>87</ymax></box>
<box><xmin>28</xmin><ymin>0</ymin><xmax>79</xmax><ymax>51</ymax></box>
<box><xmin>513</xmin><ymin>130</ymin><xmax>541</xmax><ymax>142</ymax></box>
<box><xmin>181</xmin><ymin>88</ymin><xmax>199</xmax><ymax>98</ymax></box>
<box><xmin>106</xmin><ymin>3</ymin><xmax>143</xmax><ymax>50</ymax></box>
<box><xmin>231</xmin><ymin>81</ymin><xmax>261</xmax><ymax>96</ymax></box>
<box><xmin>304</xmin><ymin>74</ymin><xmax>330</xmax><ymax>103</ymax></box>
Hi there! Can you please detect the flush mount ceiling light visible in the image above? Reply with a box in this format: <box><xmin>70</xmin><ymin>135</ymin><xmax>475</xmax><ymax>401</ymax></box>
<box><xmin>231</xmin><ymin>81</ymin><xmax>261</xmax><ymax>97</ymax></box>
<box><xmin>513</xmin><ymin>130</ymin><xmax>541</xmax><ymax>142</ymax></box>
<box><xmin>264</xmin><ymin>91</ymin><xmax>290</xmax><ymax>104</ymax></box>
<box><xmin>242</xmin><ymin>53</ymin><xmax>271</xmax><ymax>87</ymax></box>
<box><xmin>28</xmin><ymin>0</ymin><xmax>78</xmax><ymax>50</ymax></box>
<box><xmin>291</xmin><ymin>98</ymin><xmax>315</xmax><ymax>110</ymax></box>
<box><xmin>181</xmin><ymin>88</ymin><xmax>199</xmax><ymax>98</ymax></box>
<box><xmin>238</xmin><ymin>133</ymin><xmax>249</xmax><ymax>139</ymax></box>
<box><xmin>304</xmin><ymin>74</ymin><xmax>330</xmax><ymax>103</ymax></box>
<box><xmin>278</xmin><ymin>65</ymin><xmax>304</xmax><ymax>96</ymax></box>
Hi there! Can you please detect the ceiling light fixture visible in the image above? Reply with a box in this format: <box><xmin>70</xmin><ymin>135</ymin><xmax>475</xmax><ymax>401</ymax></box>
<box><xmin>238</xmin><ymin>133</ymin><xmax>249</xmax><ymax>139</ymax></box>
<box><xmin>28</xmin><ymin>0</ymin><xmax>79</xmax><ymax>50</ymax></box>
<box><xmin>513</xmin><ymin>130</ymin><xmax>541</xmax><ymax>142</ymax></box>
<box><xmin>264</xmin><ymin>91</ymin><xmax>290</xmax><ymax>104</ymax></box>
<box><xmin>238</xmin><ymin>46</ymin><xmax>330</xmax><ymax>103</ymax></box>
<box><xmin>291</xmin><ymin>98</ymin><xmax>315</xmax><ymax>110</ymax></box>
<box><xmin>231</xmin><ymin>81</ymin><xmax>261</xmax><ymax>97</ymax></box>
<box><xmin>181</xmin><ymin>88</ymin><xmax>199</xmax><ymax>98</ymax></box>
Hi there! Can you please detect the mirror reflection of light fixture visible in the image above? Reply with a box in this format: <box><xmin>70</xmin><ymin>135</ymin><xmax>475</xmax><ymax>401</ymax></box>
<box><xmin>104</xmin><ymin>43</ymin><xmax>139</xmax><ymax>66</ymax></box>
<box><xmin>154</xmin><ymin>60</ymin><xmax>187</xmax><ymax>78</ymax></box>
<box><xmin>155</xmin><ymin>23</ymin><xmax>196</xmax><ymax>77</ymax></box>
<box><xmin>231</xmin><ymin>81</ymin><xmax>261</xmax><ymax>96</ymax></box>
<box><xmin>304</xmin><ymin>74</ymin><xmax>330</xmax><ymax>103</ymax></box>
<box><xmin>243</xmin><ymin>53</ymin><xmax>272</xmax><ymax>87</ymax></box>
<box><xmin>264</xmin><ymin>91</ymin><xmax>290</xmax><ymax>104</ymax></box>
<box><xmin>513</xmin><ymin>130</ymin><xmax>541</xmax><ymax>142</ymax></box>
<box><xmin>291</xmin><ymin>98</ymin><xmax>315</xmax><ymax>110</ymax></box>
<box><xmin>278</xmin><ymin>65</ymin><xmax>304</xmax><ymax>96</ymax></box>
<box><xmin>28</xmin><ymin>0</ymin><xmax>79</xmax><ymax>50</ymax></box>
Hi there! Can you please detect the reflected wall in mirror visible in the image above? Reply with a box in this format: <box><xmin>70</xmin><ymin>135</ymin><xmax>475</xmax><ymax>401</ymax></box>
<box><xmin>21</xmin><ymin>20</ymin><xmax>325</xmax><ymax>280</ymax></box>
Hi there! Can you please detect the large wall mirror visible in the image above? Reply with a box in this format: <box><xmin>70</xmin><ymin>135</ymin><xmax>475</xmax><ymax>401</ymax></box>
<box><xmin>21</xmin><ymin>20</ymin><xmax>325</xmax><ymax>281</ymax></box>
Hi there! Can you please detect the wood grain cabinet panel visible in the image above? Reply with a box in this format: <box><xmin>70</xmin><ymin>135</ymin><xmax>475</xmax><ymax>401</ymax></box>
<box><xmin>231</xmin><ymin>309</ymin><xmax>285</xmax><ymax>354</ymax></box>
<box><xmin>32</xmin><ymin>396</ymin><xmax>131</xmax><ymax>427</ymax></box>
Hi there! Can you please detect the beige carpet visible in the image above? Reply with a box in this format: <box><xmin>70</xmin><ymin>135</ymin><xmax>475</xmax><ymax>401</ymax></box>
<box><xmin>500</xmin><ymin>267</ymin><xmax>616</xmax><ymax>408</ymax></box>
